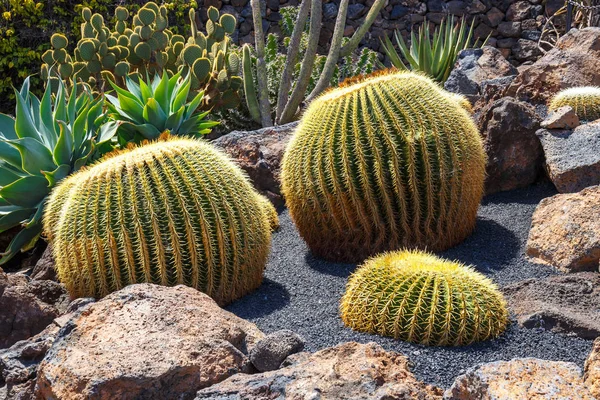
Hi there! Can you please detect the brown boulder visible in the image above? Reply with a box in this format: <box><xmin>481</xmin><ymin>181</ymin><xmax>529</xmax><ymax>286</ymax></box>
<box><xmin>527</xmin><ymin>186</ymin><xmax>600</xmax><ymax>272</ymax></box>
<box><xmin>584</xmin><ymin>337</ymin><xmax>600</xmax><ymax>398</ymax></box>
<box><xmin>30</xmin><ymin>247</ymin><xmax>56</xmax><ymax>282</ymax></box>
<box><xmin>503</xmin><ymin>272</ymin><xmax>600</xmax><ymax>338</ymax></box>
<box><xmin>506</xmin><ymin>28</ymin><xmax>600</xmax><ymax>104</ymax></box>
<box><xmin>35</xmin><ymin>284</ymin><xmax>265</xmax><ymax>400</ymax></box>
<box><xmin>212</xmin><ymin>122</ymin><xmax>298</xmax><ymax>207</ymax></box>
<box><xmin>477</xmin><ymin>97</ymin><xmax>543</xmax><ymax>194</ymax></box>
<box><xmin>195</xmin><ymin>342</ymin><xmax>443</xmax><ymax>399</ymax></box>
<box><xmin>0</xmin><ymin>270</ymin><xmax>68</xmax><ymax>349</ymax></box>
<box><xmin>541</xmin><ymin>105</ymin><xmax>580</xmax><ymax>130</ymax></box>
<box><xmin>444</xmin><ymin>358</ymin><xmax>595</xmax><ymax>399</ymax></box>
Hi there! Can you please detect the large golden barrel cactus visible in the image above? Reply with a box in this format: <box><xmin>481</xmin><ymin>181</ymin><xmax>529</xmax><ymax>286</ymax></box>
<box><xmin>549</xmin><ymin>86</ymin><xmax>600</xmax><ymax>122</ymax></box>
<box><xmin>44</xmin><ymin>138</ymin><xmax>276</xmax><ymax>305</ymax></box>
<box><xmin>281</xmin><ymin>70</ymin><xmax>486</xmax><ymax>262</ymax></box>
<box><xmin>340</xmin><ymin>250</ymin><xmax>509</xmax><ymax>346</ymax></box>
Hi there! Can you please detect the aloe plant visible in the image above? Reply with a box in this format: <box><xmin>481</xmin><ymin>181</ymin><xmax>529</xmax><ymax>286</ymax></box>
<box><xmin>381</xmin><ymin>16</ymin><xmax>488</xmax><ymax>83</ymax></box>
<box><xmin>0</xmin><ymin>77</ymin><xmax>120</xmax><ymax>264</ymax></box>
<box><xmin>106</xmin><ymin>71</ymin><xmax>219</xmax><ymax>144</ymax></box>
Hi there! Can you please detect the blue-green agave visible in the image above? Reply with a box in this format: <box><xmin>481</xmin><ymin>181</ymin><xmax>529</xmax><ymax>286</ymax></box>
<box><xmin>106</xmin><ymin>71</ymin><xmax>220</xmax><ymax>144</ymax></box>
<box><xmin>0</xmin><ymin>77</ymin><xmax>120</xmax><ymax>264</ymax></box>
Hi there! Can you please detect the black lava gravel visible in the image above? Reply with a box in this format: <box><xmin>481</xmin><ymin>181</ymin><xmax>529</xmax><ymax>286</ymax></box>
<box><xmin>226</xmin><ymin>181</ymin><xmax>594</xmax><ymax>388</ymax></box>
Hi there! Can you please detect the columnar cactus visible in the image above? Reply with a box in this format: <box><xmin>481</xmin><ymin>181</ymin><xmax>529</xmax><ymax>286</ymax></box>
<box><xmin>44</xmin><ymin>138</ymin><xmax>275</xmax><ymax>305</ymax></box>
<box><xmin>281</xmin><ymin>70</ymin><xmax>486</xmax><ymax>263</ymax></box>
<box><xmin>340</xmin><ymin>250</ymin><xmax>509</xmax><ymax>346</ymax></box>
<box><xmin>549</xmin><ymin>86</ymin><xmax>600</xmax><ymax>122</ymax></box>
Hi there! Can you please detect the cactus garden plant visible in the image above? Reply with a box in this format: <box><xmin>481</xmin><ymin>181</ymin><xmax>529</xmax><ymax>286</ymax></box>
<box><xmin>0</xmin><ymin>77</ymin><xmax>120</xmax><ymax>264</ymax></box>
<box><xmin>44</xmin><ymin>137</ymin><xmax>277</xmax><ymax>305</ymax></box>
<box><xmin>105</xmin><ymin>71</ymin><xmax>219</xmax><ymax>143</ymax></box>
<box><xmin>281</xmin><ymin>70</ymin><xmax>486</xmax><ymax>263</ymax></box>
<box><xmin>548</xmin><ymin>86</ymin><xmax>600</xmax><ymax>122</ymax></box>
<box><xmin>340</xmin><ymin>250</ymin><xmax>509</xmax><ymax>346</ymax></box>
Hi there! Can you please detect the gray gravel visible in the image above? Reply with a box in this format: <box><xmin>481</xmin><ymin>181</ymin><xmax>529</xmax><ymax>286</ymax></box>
<box><xmin>226</xmin><ymin>181</ymin><xmax>594</xmax><ymax>388</ymax></box>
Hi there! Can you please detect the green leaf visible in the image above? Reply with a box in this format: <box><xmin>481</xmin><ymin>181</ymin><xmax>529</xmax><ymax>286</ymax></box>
<box><xmin>185</xmin><ymin>91</ymin><xmax>205</xmax><ymax>120</ymax></box>
<box><xmin>0</xmin><ymin>162</ymin><xmax>24</xmax><ymax>186</ymax></box>
<box><xmin>142</xmin><ymin>98</ymin><xmax>168</xmax><ymax>132</ymax></box>
<box><xmin>0</xmin><ymin>176</ymin><xmax>49</xmax><ymax>208</ymax></box>
<box><xmin>0</xmin><ymin>223</ymin><xmax>42</xmax><ymax>265</ymax></box>
<box><xmin>0</xmin><ymin>140</ymin><xmax>23</xmax><ymax>169</ymax></box>
<box><xmin>0</xmin><ymin>208</ymin><xmax>35</xmax><ymax>231</ymax></box>
<box><xmin>43</xmin><ymin>164</ymin><xmax>71</xmax><ymax>188</ymax></box>
<box><xmin>106</xmin><ymin>94</ymin><xmax>145</xmax><ymax>124</ymax></box>
<box><xmin>127</xmin><ymin>122</ymin><xmax>161</xmax><ymax>140</ymax></box>
<box><xmin>54</xmin><ymin>121</ymin><xmax>74</xmax><ymax>166</ymax></box>
<box><xmin>172</xmin><ymin>79</ymin><xmax>192</xmax><ymax>114</ymax></box>
<box><xmin>97</xmin><ymin>121</ymin><xmax>121</xmax><ymax>144</ymax></box>
<box><xmin>25</xmin><ymin>198</ymin><xmax>46</xmax><ymax>228</ymax></box>
<box><xmin>164</xmin><ymin>106</ymin><xmax>185</xmax><ymax>132</ymax></box>
<box><xmin>9</xmin><ymin>138</ymin><xmax>56</xmax><ymax>175</ymax></box>
<box><xmin>0</xmin><ymin>114</ymin><xmax>17</xmax><ymax>140</ymax></box>
<box><xmin>154</xmin><ymin>73</ymin><xmax>170</xmax><ymax>114</ymax></box>
<box><xmin>14</xmin><ymin>88</ymin><xmax>41</xmax><ymax>141</ymax></box>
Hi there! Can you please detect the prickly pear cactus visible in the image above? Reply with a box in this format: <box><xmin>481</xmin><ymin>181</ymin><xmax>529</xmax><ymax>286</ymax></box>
<box><xmin>44</xmin><ymin>137</ymin><xmax>276</xmax><ymax>305</ymax></box>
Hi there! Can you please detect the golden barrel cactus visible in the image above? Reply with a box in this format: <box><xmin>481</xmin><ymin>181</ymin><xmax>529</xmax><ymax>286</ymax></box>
<box><xmin>281</xmin><ymin>70</ymin><xmax>486</xmax><ymax>262</ymax></box>
<box><xmin>549</xmin><ymin>86</ymin><xmax>600</xmax><ymax>122</ymax></box>
<box><xmin>44</xmin><ymin>138</ymin><xmax>276</xmax><ymax>305</ymax></box>
<box><xmin>340</xmin><ymin>250</ymin><xmax>509</xmax><ymax>346</ymax></box>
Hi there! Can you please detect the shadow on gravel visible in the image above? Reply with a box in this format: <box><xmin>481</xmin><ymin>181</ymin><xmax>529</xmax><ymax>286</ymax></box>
<box><xmin>440</xmin><ymin>218</ymin><xmax>520</xmax><ymax>273</ymax></box>
<box><xmin>305</xmin><ymin>253</ymin><xmax>357</xmax><ymax>278</ymax></box>
<box><xmin>483</xmin><ymin>181</ymin><xmax>557</xmax><ymax>205</ymax></box>
<box><xmin>226</xmin><ymin>278</ymin><xmax>291</xmax><ymax>318</ymax></box>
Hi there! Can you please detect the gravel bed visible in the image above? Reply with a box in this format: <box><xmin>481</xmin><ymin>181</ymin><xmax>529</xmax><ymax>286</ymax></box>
<box><xmin>227</xmin><ymin>181</ymin><xmax>594</xmax><ymax>388</ymax></box>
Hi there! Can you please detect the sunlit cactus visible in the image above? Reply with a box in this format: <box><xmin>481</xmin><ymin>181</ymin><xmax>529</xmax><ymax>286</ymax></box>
<box><xmin>340</xmin><ymin>250</ymin><xmax>509</xmax><ymax>346</ymax></box>
<box><xmin>549</xmin><ymin>86</ymin><xmax>600</xmax><ymax>122</ymax></box>
<box><xmin>446</xmin><ymin>92</ymin><xmax>473</xmax><ymax>114</ymax></box>
<box><xmin>44</xmin><ymin>138</ymin><xmax>274</xmax><ymax>305</ymax></box>
<box><xmin>281</xmin><ymin>70</ymin><xmax>486</xmax><ymax>263</ymax></box>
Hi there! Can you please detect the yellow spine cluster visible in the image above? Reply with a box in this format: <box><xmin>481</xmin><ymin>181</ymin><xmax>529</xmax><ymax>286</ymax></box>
<box><xmin>549</xmin><ymin>86</ymin><xmax>600</xmax><ymax>122</ymax></box>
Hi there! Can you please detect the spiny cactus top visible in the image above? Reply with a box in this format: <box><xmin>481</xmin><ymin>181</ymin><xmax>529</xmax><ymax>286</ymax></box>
<box><xmin>549</xmin><ymin>86</ymin><xmax>600</xmax><ymax>122</ymax></box>
<box><xmin>281</xmin><ymin>70</ymin><xmax>486</xmax><ymax>263</ymax></box>
<box><xmin>44</xmin><ymin>137</ymin><xmax>276</xmax><ymax>305</ymax></box>
<box><xmin>340</xmin><ymin>250</ymin><xmax>509</xmax><ymax>346</ymax></box>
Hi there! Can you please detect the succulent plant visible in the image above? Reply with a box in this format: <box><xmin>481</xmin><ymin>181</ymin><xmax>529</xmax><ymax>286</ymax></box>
<box><xmin>44</xmin><ymin>137</ymin><xmax>275</xmax><ymax>305</ymax></box>
<box><xmin>0</xmin><ymin>76</ymin><xmax>120</xmax><ymax>264</ymax></box>
<box><xmin>281</xmin><ymin>70</ymin><xmax>486</xmax><ymax>263</ymax></box>
<box><xmin>340</xmin><ymin>250</ymin><xmax>509</xmax><ymax>346</ymax></box>
<box><xmin>447</xmin><ymin>92</ymin><xmax>473</xmax><ymax>114</ymax></box>
<box><xmin>105</xmin><ymin>71</ymin><xmax>219</xmax><ymax>143</ymax></box>
<box><xmin>548</xmin><ymin>86</ymin><xmax>600</xmax><ymax>122</ymax></box>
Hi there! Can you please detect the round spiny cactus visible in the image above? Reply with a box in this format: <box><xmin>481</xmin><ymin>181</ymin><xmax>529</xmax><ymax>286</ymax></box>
<box><xmin>447</xmin><ymin>92</ymin><xmax>473</xmax><ymax>114</ymax></box>
<box><xmin>340</xmin><ymin>250</ymin><xmax>509</xmax><ymax>346</ymax></box>
<box><xmin>281</xmin><ymin>70</ymin><xmax>486</xmax><ymax>263</ymax></box>
<box><xmin>549</xmin><ymin>86</ymin><xmax>600</xmax><ymax>122</ymax></box>
<box><xmin>44</xmin><ymin>138</ymin><xmax>275</xmax><ymax>305</ymax></box>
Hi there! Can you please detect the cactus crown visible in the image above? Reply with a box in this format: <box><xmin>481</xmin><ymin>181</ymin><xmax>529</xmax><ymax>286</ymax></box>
<box><xmin>281</xmin><ymin>70</ymin><xmax>486</xmax><ymax>263</ymax></box>
<box><xmin>44</xmin><ymin>137</ymin><xmax>275</xmax><ymax>305</ymax></box>
<box><xmin>549</xmin><ymin>86</ymin><xmax>600</xmax><ymax>122</ymax></box>
<box><xmin>340</xmin><ymin>250</ymin><xmax>509</xmax><ymax>346</ymax></box>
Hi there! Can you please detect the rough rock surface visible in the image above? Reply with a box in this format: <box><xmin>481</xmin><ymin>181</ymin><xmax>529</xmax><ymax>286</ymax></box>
<box><xmin>445</xmin><ymin>46</ymin><xmax>517</xmax><ymax>103</ymax></box>
<box><xmin>477</xmin><ymin>97</ymin><xmax>543</xmax><ymax>194</ymax></box>
<box><xmin>584</xmin><ymin>337</ymin><xmax>600</xmax><ymax>398</ymax></box>
<box><xmin>536</xmin><ymin>120</ymin><xmax>600</xmax><ymax>193</ymax></box>
<box><xmin>35</xmin><ymin>284</ymin><xmax>265</xmax><ymax>400</ymax></box>
<box><xmin>503</xmin><ymin>272</ymin><xmax>600</xmax><ymax>339</ymax></box>
<box><xmin>444</xmin><ymin>358</ymin><xmax>595</xmax><ymax>399</ymax></box>
<box><xmin>0</xmin><ymin>270</ymin><xmax>68</xmax><ymax>349</ymax></box>
<box><xmin>196</xmin><ymin>342</ymin><xmax>443</xmax><ymax>399</ymax></box>
<box><xmin>249</xmin><ymin>329</ymin><xmax>305</xmax><ymax>372</ymax></box>
<box><xmin>30</xmin><ymin>247</ymin><xmax>56</xmax><ymax>282</ymax></box>
<box><xmin>541</xmin><ymin>105</ymin><xmax>580</xmax><ymax>130</ymax></box>
<box><xmin>506</xmin><ymin>28</ymin><xmax>600</xmax><ymax>103</ymax></box>
<box><xmin>212</xmin><ymin>122</ymin><xmax>298</xmax><ymax>207</ymax></box>
<box><xmin>527</xmin><ymin>185</ymin><xmax>600</xmax><ymax>272</ymax></box>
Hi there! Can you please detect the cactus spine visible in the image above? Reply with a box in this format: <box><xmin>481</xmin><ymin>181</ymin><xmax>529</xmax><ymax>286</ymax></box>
<box><xmin>281</xmin><ymin>71</ymin><xmax>486</xmax><ymax>263</ymax></box>
<box><xmin>340</xmin><ymin>250</ymin><xmax>509</xmax><ymax>346</ymax></box>
<box><xmin>549</xmin><ymin>86</ymin><xmax>600</xmax><ymax>122</ymax></box>
<box><xmin>44</xmin><ymin>138</ymin><xmax>275</xmax><ymax>305</ymax></box>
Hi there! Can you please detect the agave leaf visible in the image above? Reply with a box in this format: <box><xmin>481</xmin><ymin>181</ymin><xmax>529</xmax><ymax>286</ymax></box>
<box><xmin>0</xmin><ymin>223</ymin><xmax>42</xmax><ymax>265</ymax></box>
<box><xmin>185</xmin><ymin>91</ymin><xmax>205</xmax><ymax>120</ymax></box>
<box><xmin>172</xmin><ymin>79</ymin><xmax>192</xmax><ymax>115</ymax></box>
<box><xmin>9</xmin><ymin>137</ymin><xmax>56</xmax><ymax>175</ymax></box>
<box><xmin>14</xmin><ymin>89</ymin><xmax>41</xmax><ymax>141</ymax></box>
<box><xmin>164</xmin><ymin>106</ymin><xmax>185</xmax><ymax>132</ymax></box>
<box><xmin>125</xmin><ymin>76</ymin><xmax>143</xmax><ymax>100</ymax></box>
<box><xmin>0</xmin><ymin>176</ymin><xmax>49</xmax><ymax>208</ymax></box>
<box><xmin>0</xmin><ymin>140</ymin><xmax>23</xmax><ymax>169</ymax></box>
<box><xmin>0</xmin><ymin>162</ymin><xmax>24</xmax><ymax>186</ymax></box>
<box><xmin>24</xmin><ymin>199</ymin><xmax>46</xmax><ymax>228</ymax></box>
<box><xmin>39</xmin><ymin>83</ymin><xmax>57</xmax><ymax>144</ymax></box>
<box><xmin>97</xmin><ymin>121</ymin><xmax>121</xmax><ymax>144</ymax></box>
<box><xmin>0</xmin><ymin>114</ymin><xmax>17</xmax><ymax>140</ymax></box>
<box><xmin>54</xmin><ymin>121</ymin><xmax>74</xmax><ymax>166</ymax></box>
<box><xmin>138</xmin><ymin>79</ymin><xmax>153</xmax><ymax>104</ymax></box>
<box><xmin>106</xmin><ymin>94</ymin><xmax>145</xmax><ymax>125</ymax></box>
<box><xmin>0</xmin><ymin>208</ymin><xmax>35</xmax><ymax>231</ymax></box>
<box><xmin>43</xmin><ymin>164</ymin><xmax>71</xmax><ymax>188</ymax></box>
<box><xmin>143</xmin><ymin>98</ymin><xmax>168</xmax><ymax>132</ymax></box>
<box><xmin>110</xmin><ymin>78</ymin><xmax>143</xmax><ymax>105</ymax></box>
<box><xmin>128</xmin><ymin>122</ymin><xmax>162</xmax><ymax>140</ymax></box>
<box><xmin>154</xmin><ymin>73</ymin><xmax>171</xmax><ymax>115</ymax></box>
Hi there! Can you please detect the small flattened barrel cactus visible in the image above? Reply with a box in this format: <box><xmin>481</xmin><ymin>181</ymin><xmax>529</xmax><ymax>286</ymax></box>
<box><xmin>44</xmin><ymin>138</ymin><xmax>276</xmax><ymax>305</ymax></box>
<box><xmin>340</xmin><ymin>250</ymin><xmax>509</xmax><ymax>346</ymax></box>
<box><xmin>281</xmin><ymin>70</ymin><xmax>486</xmax><ymax>263</ymax></box>
<box><xmin>549</xmin><ymin>86</ymin><xmax>600</xmax><ymax>122</ymax></box>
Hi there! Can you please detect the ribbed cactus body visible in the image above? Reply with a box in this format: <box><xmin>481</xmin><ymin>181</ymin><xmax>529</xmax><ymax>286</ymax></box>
<box><xmin>44</xmin><ymin>138</ymin><xmax>275</xmax><ymax>305</ymax></box>
<box><xmin>281</xmin><ymin>71</ymin><xmax>485</xmax><ymax>262</ymax></box>
<box><xmin>549</xmin><ymin>86</ymin><xmax>600</xmax><ymax>122</ymax></box>
<box><xmin>340</xmin><ymin>250</ymin><xmax>508</xmax><ymax>346</ymax></box>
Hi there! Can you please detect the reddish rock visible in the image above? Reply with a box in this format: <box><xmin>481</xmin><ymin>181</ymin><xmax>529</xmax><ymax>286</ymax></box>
<box><xmin>506</xmin><ymin>28</ymin><xmax>600</xmax><ymax>104</ymax></box>
<box><xmin>504</xmin><ymin>272</ymin><xmax>600</xmax><ymax>338</ymax></box>
<box><xmin>445</xmin><ymin>358</ymin><xmax>594</xmax><ymax>399</ymax></box>
<box><xmin>212</xmin><ymin>122</ymin><xmax>298</xmax><ymax>207</ymax></box>
<box><xmin>584</xmin><ymin>337</ymin><xmax>600</xmax><ymax>398</ymax></box>
<box><xmin>196</xmin><ymin>342</ymin><xmax>443</xmax><ymax>399</ymax></box>
<box><xmin>477</xmin><ymin>97</ymin><xmax>543</xmax><ymax>194</ymax></box>
<box><xmin>35</xmin><ymin>284</ymin><xmax>265</xmax><ymax>400</ymax></box>
<box><xmin>30</xmin><ymin>247</ymin><xmax>56</xmax><ymax>282</ymax></box>
<box><xmin>527</xmin><ymin>186</ymin><xmax>600</xmax><ymax>272</ymax></box>
<box><xmin>0</xmin><ymin>270</ymin><xmax>68</xmax><ymax>349</ymax></box>
<box><xmin>541</xmin><ymin>105</ymin><xmax>580</xmax><ymax>130</ymax></box>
